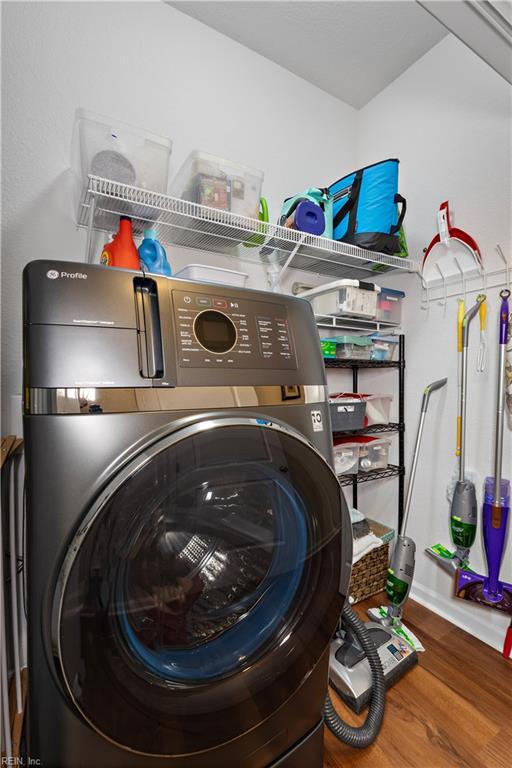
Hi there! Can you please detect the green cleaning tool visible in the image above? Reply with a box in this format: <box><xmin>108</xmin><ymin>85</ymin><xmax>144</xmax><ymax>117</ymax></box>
<box><xmin>369</xmin><ymin>379</ymin><xmax>447</xmax><ymax>645</ymax></box>
<box><xmin>426</xmin><ymin>296</ymin><xmax>485</xmax><ymax>573</ymax></box>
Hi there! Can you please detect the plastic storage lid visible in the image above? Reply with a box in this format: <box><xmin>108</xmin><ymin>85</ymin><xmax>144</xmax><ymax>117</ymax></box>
<box><xmin>75</xmin><ymin>108</ymin><xmax>172</xmax><ymax>148</ymax></box>
<box><xmin>370</xmin><ymin>334</ymin><xmax>399</xmax><ymax>343</ymax></box>
<box><xmin>328</xmin><ymin>335</ymin><xmax>373</xmax><ymax>346</ymax></box>
<box><xmin>299</xmin><ymin>279</ymin><xmax>381</xmax><ymax>298</ymax></box>
<box><xmin>335</xmin><ymin>436</ymin><xmax>391</xmax><ymax>446</ymax></box>
<box><xmin>379</xmin><ymin>288</ymin><xmax>405</xmax><ymax>298</ymax></box>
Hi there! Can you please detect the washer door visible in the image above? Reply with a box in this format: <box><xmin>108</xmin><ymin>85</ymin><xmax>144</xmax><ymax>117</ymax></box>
<box><xmin>53</xmin><ymin>417</ymin><xmax>346</xmax><ymax>757</ymax></box>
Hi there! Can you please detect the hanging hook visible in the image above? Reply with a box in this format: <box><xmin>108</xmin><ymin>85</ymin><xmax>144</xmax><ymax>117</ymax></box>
<box><xmin>435</xmin><ymin>262</ymin><xmax>447</xmax><ymax>314</ymax></box>
<box><xmin>454</xmin><ymin>256</ymin><xmax>467</xmax><ymax>304</ymax></box>
<box><xmin>420</xmin><ymin>273</ymin><xmax>430</xmax><ymax>313</ymax></box>
<box><xmin>497</xmin><ymin>244</ymin><xmax>510</xmax><ymax>293</ymax></box>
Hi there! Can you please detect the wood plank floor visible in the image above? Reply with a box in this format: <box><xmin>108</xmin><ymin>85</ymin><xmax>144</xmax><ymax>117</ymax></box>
<box><xmin>324</xmin><ymin>594</ymin><xmax>511</xmax><ymax>768</ymax></box>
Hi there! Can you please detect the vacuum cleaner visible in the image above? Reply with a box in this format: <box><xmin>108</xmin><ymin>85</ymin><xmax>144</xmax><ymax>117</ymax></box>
<box><xmin>427</xmin><ymin>296</ymin><xmax>485</xmax><ymax>573</ymax></box>
<box><xmin>456</xmin><ymin>289</ymin><xmax>512</xmax><ymax>614</ymax></box>
<box><xmin>328</xmin><ymin>378</ymin><xmax>447</xmax><ymax>715</ymax></box>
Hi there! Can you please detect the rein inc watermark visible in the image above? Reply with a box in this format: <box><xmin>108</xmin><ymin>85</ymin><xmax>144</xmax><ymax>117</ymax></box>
<box><xmin>1</xmin><ymin>759</ymin><xmax>42</xmax><ymax>766</ymax></box>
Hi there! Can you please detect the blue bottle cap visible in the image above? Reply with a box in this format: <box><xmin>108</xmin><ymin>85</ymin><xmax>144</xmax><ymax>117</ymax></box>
<box><xmin>143</xmin><ymin>229</ymin><xmax>156</xmax><ymax>240</ymax></box>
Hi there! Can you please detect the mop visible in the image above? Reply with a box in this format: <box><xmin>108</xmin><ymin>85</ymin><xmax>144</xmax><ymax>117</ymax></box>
<box><xmin>456</xmin><ymin>289</ymin><xmax>512</xmax><ymax>614</ymax></box>
<box><xmin>426</xmin><ymin>296</ymin><xmax>485</xmax><ymax>573</ymax></box>
<box><xmin>368</xmin><ymin>378</ymin><xmax>448</xmax><ymax>652</ymax></box>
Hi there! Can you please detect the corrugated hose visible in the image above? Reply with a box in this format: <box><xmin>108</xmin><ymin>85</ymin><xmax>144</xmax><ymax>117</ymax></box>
<box><xmin>324</xmin><ymin>601</ymin><xmax>386</xmax><ymax>748</ymax></box>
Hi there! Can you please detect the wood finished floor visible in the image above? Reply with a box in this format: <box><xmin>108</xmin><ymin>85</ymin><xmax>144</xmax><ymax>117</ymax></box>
<box><xmin>324</xmin><ymin>595</ymin><xmax>511</xmax><ymax>768</ymax></box>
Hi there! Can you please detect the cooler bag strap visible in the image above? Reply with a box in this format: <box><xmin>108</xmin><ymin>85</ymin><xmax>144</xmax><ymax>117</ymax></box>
<box><xmin>390</xmin><ymin>193</ymin><xmax>407</xmax><ymax>235</ymax></box>
<box><xmin>332</xmin><ymin>171</ymin><xmax>363</xmax><ymax>236</ymax></box>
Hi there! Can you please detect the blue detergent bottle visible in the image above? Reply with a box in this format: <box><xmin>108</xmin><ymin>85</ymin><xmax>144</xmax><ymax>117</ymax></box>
<box><xmin>138</xmin><ymin>229</ymin><xmax>171</xmax><ymax>276</ymax></box>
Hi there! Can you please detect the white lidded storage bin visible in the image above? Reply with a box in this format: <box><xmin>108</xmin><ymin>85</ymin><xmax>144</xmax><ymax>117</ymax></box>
<box><xmin>362</xmin><ymin>394</ymin><xmax>393</xmax><ymax>425</ymax></box>
<box><xmin>174</xmin><ymin>264</ymin><xmax>249</xmax><ymax>287</ymax></box>
<box><xmin>300</xmin><ymin>279</ymin><xmax>381</xmax><ymax>319</ymax></box>
<box><xmin>72</xmin><ymin>109</ymin><xmax>172</xmax><ymax>195</ymax></box>
<box><xmin>170</xmin><ymin>150</ymin><xmax>263</xmax><ymax>220</ymax></box>
<box><xmin>333</xmin><ymin>440</ymin><xmax>360</xmax><ymax>475</ymax></box>
<box><xmin>334</xmin><ymin>393</ymin><xmax>393</xmax><ymax>426</ymax></box>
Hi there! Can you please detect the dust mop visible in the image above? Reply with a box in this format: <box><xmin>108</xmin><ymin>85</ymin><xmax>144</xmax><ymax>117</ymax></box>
<box><xmin>368</xmin><ymin>378</ymin><xmax>448</xmax><ymax>651</ymax></box>
<box><xmin>456</xmin><ymin>289</ymin><xmax>512</xmax><ymax>614</ymax></box>
<box><xmin>426</xmin><ymin>296</ymin><xmax>485</xmax><ymax>573</ymax></box>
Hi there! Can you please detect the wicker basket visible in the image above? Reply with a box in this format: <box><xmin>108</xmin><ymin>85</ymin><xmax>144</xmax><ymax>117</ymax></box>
<box><xmin>349</xmin><ymin>520</ymin><xmax>393</xmax><ymax>604</ymax></box>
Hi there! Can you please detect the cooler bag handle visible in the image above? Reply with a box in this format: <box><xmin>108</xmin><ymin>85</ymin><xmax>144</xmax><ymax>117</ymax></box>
<box><xmin>332</xmin><ymin>172</ymin><xmax>363</xmax><ymax>236</ymax></box>
<box><xmin>390</xmin><ymin>193</ymin><xmax>407</xmax><ymax>235</ymax></box>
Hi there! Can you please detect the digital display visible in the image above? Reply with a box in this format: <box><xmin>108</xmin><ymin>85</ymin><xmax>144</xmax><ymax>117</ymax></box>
<box><xmin>194</xmin><ymin>310</ymin><xmax>237</xmax><ymax>353</ymax></box>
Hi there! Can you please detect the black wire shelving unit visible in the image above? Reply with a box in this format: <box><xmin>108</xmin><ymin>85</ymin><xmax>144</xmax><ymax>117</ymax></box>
<box><xmin>338</xmin><ymin>464</ymin><xmax>404</xmax><ymax>488</ymax></box>
<box><xmin>325</xmin><ymin>336</ymin><xmax>405</xmax><ymax>531</ymax></box>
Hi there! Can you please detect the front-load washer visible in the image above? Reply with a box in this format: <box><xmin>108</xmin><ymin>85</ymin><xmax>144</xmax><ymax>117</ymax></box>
<box><xmin>23</xmin><ymin>260</ymin><xmax>352</xmax><ymax>768</ymax></box>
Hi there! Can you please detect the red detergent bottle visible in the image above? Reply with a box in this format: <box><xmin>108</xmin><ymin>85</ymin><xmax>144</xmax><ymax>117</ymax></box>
<box><xmin>100</xmin><ymin>216</ymin><xmax>140</xmax><ymax>270</ymax></box>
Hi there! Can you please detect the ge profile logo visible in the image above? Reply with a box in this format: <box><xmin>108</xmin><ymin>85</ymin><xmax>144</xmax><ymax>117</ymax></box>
<box><xmin>46</xmin><ymin>269</ymin><xmax>59</xmax><ymax>280</ymax></box>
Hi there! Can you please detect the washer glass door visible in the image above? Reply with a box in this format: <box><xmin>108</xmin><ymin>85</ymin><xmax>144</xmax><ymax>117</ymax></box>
<box><xmin>54</xmin><ymin>418</ymin><xmax>345</xmax><ymax>757</ymax></box>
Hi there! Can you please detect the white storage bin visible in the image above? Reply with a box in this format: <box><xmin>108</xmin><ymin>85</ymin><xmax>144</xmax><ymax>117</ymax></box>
<box><xmin>72</xmin><ymin>109</ymin><xmax>172</xmax><ymax>194</ymax></box>
<box><xmin>170</xmin><ymin>151</ymin><xmax>263</xmax><ymax>220</ymax></box>
<box><xmin>300</xmin><ymin>280</ymin><xmax>380</xmax><ymax>319</ymax></box>
<box><xmin>333</xmin><ymin>440</ymin><xmax>360</xmax><ymax>475</ymax></box>
<box><xmin>362</xmin><ymin>394</ymin><xmax>393</xmax><ymax>426</ymax></box>
<box><xmin>174</xmin><ymin>264</ymin><xmax>248</xmax><ymax>287</ymax></box>
<box><xmin>376</xmin><ymin>288</ymin><xmax>405</xmax><ymax>324</ymax></box>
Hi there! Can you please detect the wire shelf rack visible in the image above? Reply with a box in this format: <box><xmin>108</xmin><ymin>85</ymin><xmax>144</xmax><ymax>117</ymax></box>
<box><xmin>79</xmin><ymin>176</ymin><xmax>420</xmax><ymax>280</ymax></box>
<box><xmin>333</xmin><ymin>423</ymin><xmax>403</xmax><ymax>436</ymax></box>
<box><xmin>315</xmin><ymin>313</ymin><xmax>401</xmax><ymax>334</ymax></box>
<box><xmin>324</xmin><ymin>358</ymin><xmax>401</xmax><ymax>369</ymax></box>
<box><xmin>338</xmin><ymin>464</ymin><xmax>404</xmax><ymax>487</ymax></box>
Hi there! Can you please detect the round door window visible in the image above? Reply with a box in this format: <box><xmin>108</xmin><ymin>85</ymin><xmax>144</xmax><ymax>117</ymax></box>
<box><xmin>54</xmin><ymin>419</ymin><xmax>345</xmax><ymax>757</ymax></box>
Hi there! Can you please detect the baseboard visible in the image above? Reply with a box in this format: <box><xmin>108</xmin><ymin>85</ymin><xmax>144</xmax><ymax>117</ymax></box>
<box><xmin>410</xmin><ymin>581</ymin><xmax>508</xmax><ymax>652</ymax></box>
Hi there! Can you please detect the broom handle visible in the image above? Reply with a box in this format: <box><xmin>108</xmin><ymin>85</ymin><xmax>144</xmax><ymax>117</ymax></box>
<box><xmin>494</xmin><ymin>290</ymin><xmax>510</xmax><ymax>504</ymax></box>
<box><xmin>460</xmin><ymin>296</ymin><xmax>485</xmax><ymax>482</ymax></box>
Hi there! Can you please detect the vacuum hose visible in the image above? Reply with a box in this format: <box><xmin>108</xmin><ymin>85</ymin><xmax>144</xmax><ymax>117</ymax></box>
<box><xmin>324</xmin><ymin>601</ymin><xmax>386</xmax><ymax>748</ymax></box>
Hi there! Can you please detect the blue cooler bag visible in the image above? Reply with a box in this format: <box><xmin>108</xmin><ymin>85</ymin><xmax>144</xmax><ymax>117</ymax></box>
<box><xmin>328</xmin><ymin>159</ymin><xmax>406</xmax><ymax>255</ymax></box>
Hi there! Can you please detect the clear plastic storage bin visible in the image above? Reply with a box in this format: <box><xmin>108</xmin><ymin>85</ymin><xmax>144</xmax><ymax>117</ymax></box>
<box><xmin>300</xmin><ymin>280</ymin><xmax>380</xmax><ymax>319</ymax></box>
<box><xmin>174</xmin><ymin>264</ymin><xmax>248</xmax><ymax>287</ymax></box>
<box><xmin>72</xmin><ymin>109</ymin><xmax>172</xmax><ymax>195</ymax></box>
<box><xmin>370</xmin><ymin>335</ymin><xmax>399</xmax><ymax>361</ymax></box>
<box><xmin>333</xmin><ymin>439</ymin><xmax>360</xmax><ymax>475</ymax></box>
<box><xmin>170</xmin><ymin>151</ymin><xmax>263</xmax><ymax>220</ymax></box>
<box><xmin>376</xmin><ymin>288</ymin><xmax>405</xmax><ymax>324</ymax></box>
<box><xmin>331</xmin><ymin>335</ymin><xmax>373</xmax><ymax>360</ymax></box>
<box><xmin>336</xmin><ymin>436</ymin><xmax>391</xmax><ymax>472</ymax></box>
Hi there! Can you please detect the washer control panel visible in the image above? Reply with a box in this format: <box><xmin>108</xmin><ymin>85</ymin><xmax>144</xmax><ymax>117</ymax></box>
<box><xmin>172</xmin><ymin>289</ymin><xmax>297</xmax><ymax>370</ymax></box>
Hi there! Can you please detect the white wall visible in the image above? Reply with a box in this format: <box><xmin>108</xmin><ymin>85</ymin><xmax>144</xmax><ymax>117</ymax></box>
<box><xmin>355</xmin><ymin>35</ymin><xmax>512</xmax><ymax>650</ymax></box>
<box><xmin>1</xmin><ymin>0</ymin><xmax>357</xmax><ymax>419</ymax></box>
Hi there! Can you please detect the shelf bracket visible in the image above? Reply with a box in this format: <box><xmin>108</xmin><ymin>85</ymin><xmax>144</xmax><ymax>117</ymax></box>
<box><xmin>266</xmin><ymin>234</ymin><xmax>306</xmax><ymax>292</ymax></box>
<box><xmin>86</xmin><ymin>195</ymin><xmax>97</xmax><ymax>264</ymax></box>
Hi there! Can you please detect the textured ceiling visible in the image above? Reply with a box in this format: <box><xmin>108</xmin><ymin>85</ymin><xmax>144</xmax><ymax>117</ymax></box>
<box><xmin>168</xmin><ymin>1</ymin><xmax>447</xmax><ymax>108</ymax></box>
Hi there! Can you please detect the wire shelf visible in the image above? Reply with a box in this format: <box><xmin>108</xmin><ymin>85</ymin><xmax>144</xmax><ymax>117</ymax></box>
<box><xmin>315</xmin><ymin>314</ymin><xmax>401</xmax><ymax>334</ymax></box>
<box><xmin>333</xmin><ymin>423</ymin><xmax>403</xmax><ymax>436</ymax></box>
<box><xmin>338</xmin><ymin>464</ymin><xmax>404</xmax><ymax>487</ymax></box>
<box><xmin>324</xmin><ymin>358</ymin><xmax>401</xmax><ymax>369</ymax></box>
<box><xmin>79</xmin><ymin>176</ymin><xmax>420</xmax><ymax>280</ymax></box>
